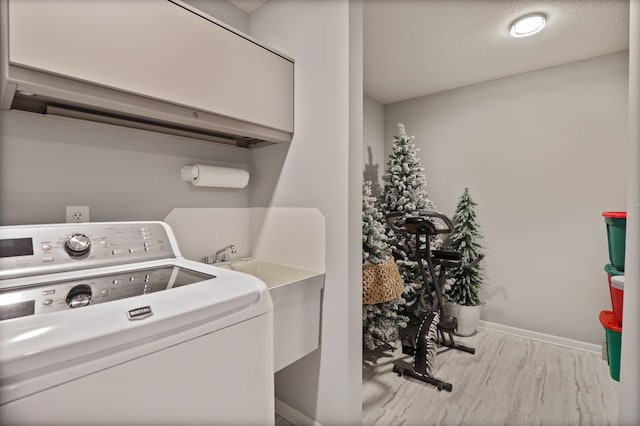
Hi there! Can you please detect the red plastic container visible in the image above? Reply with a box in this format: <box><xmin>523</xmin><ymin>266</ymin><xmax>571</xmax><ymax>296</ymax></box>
<box><xmin>610</xmin><ymin>275</ymin><xmax>624</xmax><ymax>326</ymax></box>
<box><xmin>605</xmin><ymin>264</ymin><xmax>624</xmax><ymax>325</ymax></box>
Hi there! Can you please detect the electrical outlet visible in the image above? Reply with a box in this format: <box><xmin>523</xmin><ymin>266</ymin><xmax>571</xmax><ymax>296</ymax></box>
<box><xmin>66</xmin><ymin>206</ymin><xmax>90</xmax><ymax>223</ymax></box>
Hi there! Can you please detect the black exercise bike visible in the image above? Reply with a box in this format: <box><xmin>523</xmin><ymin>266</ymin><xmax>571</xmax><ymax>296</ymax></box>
<box><xmin>385</xmin><ymin>211</ymin><xmax>483</xmax><ymax>392</ymax></box>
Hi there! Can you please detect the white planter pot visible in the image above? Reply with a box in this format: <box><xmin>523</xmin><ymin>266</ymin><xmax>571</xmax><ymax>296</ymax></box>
<box><xmin>444</xmin><ymin>302</ymin><xmax>482</xmax><ymax>336</ymax></box>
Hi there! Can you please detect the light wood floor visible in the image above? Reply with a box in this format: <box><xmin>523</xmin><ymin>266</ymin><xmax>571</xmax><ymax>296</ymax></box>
<box><xmin>363</xmin><ymin>329</ymin><xmax>619</xmax><ymax>426</ymax></box>
<box><xmin>276</xmin><ymin>413</ymin><xmax>294</xmax><ymax>426</ymax></box>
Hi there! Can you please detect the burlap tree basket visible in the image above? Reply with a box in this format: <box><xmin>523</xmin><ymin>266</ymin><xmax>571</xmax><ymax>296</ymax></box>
<box><xmin>363</xmin><ymin>258</ymin><xmax>404</xmax><ymax>304</ymax></box>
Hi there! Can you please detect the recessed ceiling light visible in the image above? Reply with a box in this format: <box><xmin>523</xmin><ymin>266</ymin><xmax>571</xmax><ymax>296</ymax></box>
<box><xmin>510</xmin><ymin>13</ymin><xmax>546</xmax><ymax>38</ymax></box>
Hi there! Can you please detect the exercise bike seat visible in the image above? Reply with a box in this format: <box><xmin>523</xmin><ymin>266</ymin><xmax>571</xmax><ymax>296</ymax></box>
<box><xmin>404</xmin><ymin>217</ymin><xmax>437</xmax><ymax>235</ymax></box>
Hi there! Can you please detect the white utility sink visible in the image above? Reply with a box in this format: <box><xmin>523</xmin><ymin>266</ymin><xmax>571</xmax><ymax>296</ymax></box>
<box><xmin>223</xmin><ymin>259</ymin><xmax>324</xmax><ymax>372</ymax></box>
<box><xmin>225</xmin><ymin>259</ymin><xmax>318</xmax><ymax>289</ymax></box>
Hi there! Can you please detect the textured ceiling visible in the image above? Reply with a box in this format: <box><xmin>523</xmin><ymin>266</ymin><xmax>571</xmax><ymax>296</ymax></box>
<box><xmin>227</xmin><ymin>0</ymin><xmax>268</xmax><ymax>14</ymax></box>
<box><xmin>364</xmin><ymin>0</ymin><xmax>630</xmax><ymax>105</ymax></box>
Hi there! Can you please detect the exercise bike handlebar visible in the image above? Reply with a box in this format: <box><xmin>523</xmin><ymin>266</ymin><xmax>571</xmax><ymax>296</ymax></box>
<box><xmin>464</xmin><ymin>254</ymin><xmax>484</xmax><ymax>269</ymax></box>
<box><xmin>418</xmin><ymin>211</ymin><xmax>455</xmax><ymax>235</ymax></box>
<box><xmin>384</xmin><ymin>211</ymin><xmax>455</xmax><ymax>236</ymax></box>
<box><xmin>384</xmin><ymin>212</ymin><xmax>407</xmax><ymax>234</ymax></box>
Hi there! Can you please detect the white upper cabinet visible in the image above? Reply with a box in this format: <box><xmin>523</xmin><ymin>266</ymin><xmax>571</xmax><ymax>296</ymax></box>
<box><xmin>5</xmin><ymin>0</ymin><xmax>293</xmax><ymax>143</ymax></box>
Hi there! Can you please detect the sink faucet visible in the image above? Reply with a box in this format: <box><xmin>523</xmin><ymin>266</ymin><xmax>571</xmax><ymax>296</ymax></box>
<box><xmin>201</xmin><ymin>244</ymin><xmax>237</xmax><ymax>264</ymax></box>
<box><xmin>215</xmin><ymin>244</ymin><xmax>237</xmax><ymax>262</ymax></box>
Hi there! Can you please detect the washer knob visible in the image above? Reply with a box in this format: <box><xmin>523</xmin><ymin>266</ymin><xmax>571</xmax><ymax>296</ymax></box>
<box><xmin>64</xmin><ymin>233</ymin><xmax>92</xmax><ymax>258</ymax></box>
<box><xmin>66</xmin><ymin>284</ymin><xmax>92</xmax><ymax>308</ymax></box>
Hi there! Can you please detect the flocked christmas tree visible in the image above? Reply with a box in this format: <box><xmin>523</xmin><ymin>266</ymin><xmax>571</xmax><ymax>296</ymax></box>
<box><xmin>380</xmin><ymin>124</ymin><xmax>440</xmax><ymax>319</ymax></box>
<box><xmin>446</xmin><ymin>187</ymin><xmax>484</xmax><ymax>306</ymax></box>
<box><xmin>362</xmin><ymin>180</ymin><xmax>389</xmax><ymax>265</ymax></box>
<box><xmin>362</xmin><ymin>181</ymin><xmax>408</xmax><ymax>350</ymax></box>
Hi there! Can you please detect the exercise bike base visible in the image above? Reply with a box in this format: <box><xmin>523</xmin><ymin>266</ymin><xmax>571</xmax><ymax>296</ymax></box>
<box><xmin>404</xmin><ymin>339</ymin><xmax>476</xmax><ymax>356</ymax></box>
<box><xmin>440</xmin><ymin>341</ymin><xmax>476</xmax><ymax>355</ymax></box>
<box><xmin>392</xmin><ymin>364</ymin><xmax>453</xmax><ymax>392</ymax></box>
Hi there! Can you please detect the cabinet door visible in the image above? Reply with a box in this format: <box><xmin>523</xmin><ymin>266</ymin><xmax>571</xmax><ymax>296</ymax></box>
<box><xmin>8</xmin><ymin>0</ymin><xmax>293</xmax><ymax>133</ymax></box>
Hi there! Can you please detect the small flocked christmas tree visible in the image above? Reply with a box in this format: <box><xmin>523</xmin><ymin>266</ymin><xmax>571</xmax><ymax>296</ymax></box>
<box><xmin>446</xmin><ymin>188</ymin><xmax>484</xmax><ymax>306</ymax></box>
<box><xmin>362</xmin><ymin>180</ymin><xmax>389</xmax><ymax>266</ymax></box>
<box><xmin>380</xmin><ymin>124</ymin><xmax>440</xmax><ymax>319</ymax></box>
<box><xmin>362</xmin><ymin>181</ymin><xmax>408</xmax><ymax>350</ymax></box>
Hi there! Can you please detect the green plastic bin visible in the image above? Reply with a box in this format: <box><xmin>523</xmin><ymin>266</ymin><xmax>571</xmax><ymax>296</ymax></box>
<box><xmin>599</xmin><ymin>310</ymin><xmax>622</xmax><ymax>381</ymax></box>
<box><xmin>602</xmin><ymin>212</ymin><xmax>626</xmax><ymax>271</ymax></box>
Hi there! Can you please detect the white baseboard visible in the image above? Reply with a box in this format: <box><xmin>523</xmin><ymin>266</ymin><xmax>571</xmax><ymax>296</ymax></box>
<box><xmin>477</xmin><ymin>320</ymin><xmax>601</xmax><ymax>355</ymax></box>
<box><xmin>275</xmin><ymin>398</ymin><xmax>322</xmax><ymax>426</ymax></box>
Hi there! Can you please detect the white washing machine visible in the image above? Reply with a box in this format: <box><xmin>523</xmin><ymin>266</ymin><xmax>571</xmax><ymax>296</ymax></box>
<box><xmin>0</xmin><ymin>221</ymin><xmax>274</xmax><ymax>425</ymax></box>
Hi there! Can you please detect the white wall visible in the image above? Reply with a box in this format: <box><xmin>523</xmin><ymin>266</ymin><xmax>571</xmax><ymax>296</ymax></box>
<box><xmin>0</xmin><ymin>111</ymin><xmax>249</xmax><ymax>225</ymax></box>
<box><xmin>384</xmin><ymin>52</ymin><xmax>629</xmax><ymax>344</ymax></box>
<box><xmin>619</xmin><ymin>1</ymin><xmax>640</xmax><ymax>423</ymax></box>
<box><xmin>249</xmin><ymin>0</ymin><xmax>362</xmax><ymax>424</ymax></box>
<box><xmin>363</xmin><ymin>94</ymin><xmax>385</xmax><ymax>197</ymax></box>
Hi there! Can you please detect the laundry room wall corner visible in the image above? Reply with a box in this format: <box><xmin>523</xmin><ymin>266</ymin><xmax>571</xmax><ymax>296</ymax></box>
<box><xmin>249</xmin><ymin>0</ymin><xmax>362</xmax><ymax>424</ymax></box>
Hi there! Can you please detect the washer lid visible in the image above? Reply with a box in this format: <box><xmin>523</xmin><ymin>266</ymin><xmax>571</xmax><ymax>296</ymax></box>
<box><xmin>0</xmin><ymin>264</ymin><xmax>218</xmax><ymax>321</ymax></box>
<box><xmin>0</xmin><ymin>260</ymin><xmax>272</xmax><ymax>405</ymax></box>
<box><xmin>611</xmin><ymin>275</ymin><xmax>625</xmax><ymax>290</ymax></box>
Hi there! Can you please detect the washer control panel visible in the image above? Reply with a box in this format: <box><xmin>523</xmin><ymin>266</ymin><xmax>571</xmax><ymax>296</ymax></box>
<box><xmin>0</xmin><ymin>222</ymin><xmax>174</xmax><ymax>279</ymax></box>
